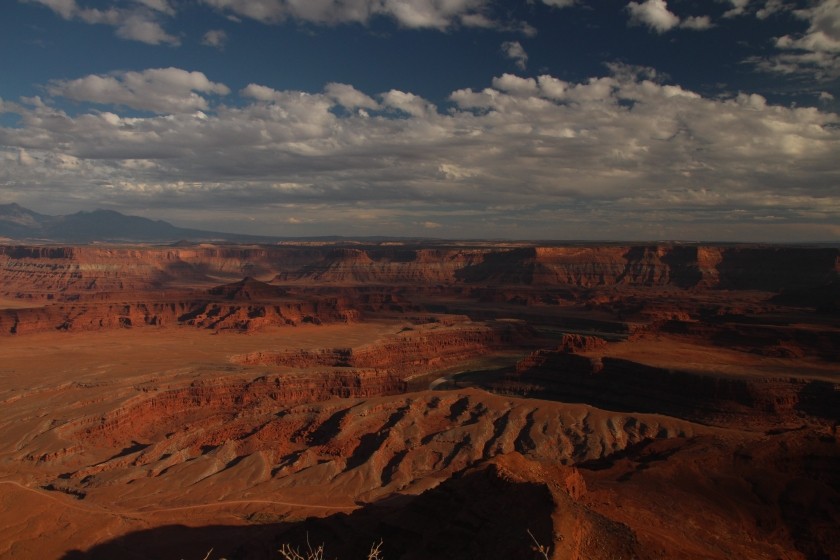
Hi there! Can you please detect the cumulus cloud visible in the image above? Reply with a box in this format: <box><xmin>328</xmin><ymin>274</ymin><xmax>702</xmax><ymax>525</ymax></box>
<box><xmin>201</xmin><ymin>29</ymin><xmax>228</xmax><ymax>49</ymax></box>
<box><xmin>627</xmin><ymin>0</ymin><xmax>714</xmax><ymax>33</ymax></box>
<box><xmin>47</xmin><ymin>68</ymin><xmax>230</xmax><ymax>114</ymax></box>
<box><xmin>627</xmin><ymin>0</ymin><xmax>680</xmax><ymax>33</ymax></box>
<box><xmin>2</xmin><ymin>65</ymin><xmax>839</xmax><ymax>239</ymax></box>
<box><xmin>540</xmin><ymin>0</ymin><xmax>576</xmax><ymax>7</ymax></box>
<box><xmin>731</xmin><ymin>0</ymin><xmax>839</xmax><ymax>79</ymax></box>
<box><xmin>725</xmin><ymin>0</ymin><xmax>788</xmax><ymax>19</ymax></box>
<box><xmin>681</xmin><ymin>15</ymin><xmax>713</xmax><ymax>30</ymax></box>
<box><xmin>116</xmin><ymin>14</ymin><xmax>179</xmax><ymax>44</ymax></box>
<box><xmin>31</xmin><ymin>0</ymin><xmax>534</xmax><ymax>37</ymax></box>
<box><xmin>768</xmin><ymin>0</ymin><xmax>840</xmax><ymax>78</ymax></box>
<box><xmin>381</xmin><ymin>89</ymin><xmax>435</xmax><ymax>117</ymax></box>
<box><xmin>756</xmin><ymin>0</ymin><xmax>787</xmax><ymax>19</ymax></box>
<box><xmin>491</xmin><ymin>73</ymin><xmax>538</xmax><ymax>95</ymax></box>
<box><xmin>240</xmin><ymin>83</ymin><xmax>281</xmax><ymax>102</ymax></box>
<box><xmin>26</xmin><ymin>0</ymin><xmax>180</xmax><ymax>45</ymax></box>
<box><xmin>501</xmin><ymin>41</ymin><xmax>528</xmax><ymax>70</ymax></box>
<box><xmin>324</xmin><ymin>83</ymin><xmax>379</xmax><ymax>110</ymax></box>
<box><xmin>724</xmin><ymin>0</ymin><xmax>751</xmax><ymax>18</ymax></box>
<box><xmin>200</xmin><ymin>0</ymin><xmax>500</xmax><ymax>30</ymax></box>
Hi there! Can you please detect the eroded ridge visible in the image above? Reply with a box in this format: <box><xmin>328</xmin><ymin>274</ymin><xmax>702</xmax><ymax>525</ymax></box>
<box><xmin>1</xmin><ymin>241</ymin><xmax>838</xmax><ymax>560</ymax></box>
<box><xmin>37</xmin><ymin>389</ymin><xmax>708</xmax><ymax>505</ymax></box>
<box><xmin>231</xmin><ymin>320</ymin><xmax>532</xmax><ymax>373</ymax></box>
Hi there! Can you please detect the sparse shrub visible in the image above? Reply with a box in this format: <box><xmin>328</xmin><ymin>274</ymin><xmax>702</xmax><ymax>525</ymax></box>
<box><xmin>528</xmin><ymin>528</ymin><xmax>552</xmax><ymax>560</ymax></box>
<box><xmin>278</xmin><ymin>540</ymin><xmax>325</xmax><ymax>560</ymax></box>
<box><xmin>278</xmin><ymin>537</ymin><xmax>384</xmax><ymax>560</ymax></box>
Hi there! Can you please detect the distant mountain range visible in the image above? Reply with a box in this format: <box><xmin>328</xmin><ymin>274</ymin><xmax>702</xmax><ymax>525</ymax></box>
<box><xmin>0</xmin><ymin>203</ymin><xmax>274</xmax><ymax>244</ymax></box>
<box><xmin>0</xmin><ymin>204</ymin><xmax>428</xmax><ymax>244</ymax></box>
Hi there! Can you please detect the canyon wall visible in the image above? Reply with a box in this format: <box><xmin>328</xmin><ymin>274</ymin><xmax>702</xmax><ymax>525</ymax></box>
<box><xmin>231</xmin><ymin>320</ymin><xmax>531</xmax><ymax>375</ymax></box>
<box><xmin>0</xmin><ymin>294</ymin><xmax>358</xmax><ymax>335</ymax></box>
<box><xmin>2</xmin><ymin>244</ymin><xmax>838</xmax><ymax>298</ymax></box>
<box><xmin>2</xmin><ymin>243</ymin><xmax>838</xmax><ymax>560</ymax></box>
<box><xmin>509</xmin><ymin>345</ymin><xmax>840</xmax><ymax>428</ymax></box>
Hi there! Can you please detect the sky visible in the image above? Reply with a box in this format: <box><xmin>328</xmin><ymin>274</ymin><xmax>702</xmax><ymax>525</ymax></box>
<box><xmin>0</xmin><ymin>0</ymin><xmax>839</xmax><ymax>241</ymax></box>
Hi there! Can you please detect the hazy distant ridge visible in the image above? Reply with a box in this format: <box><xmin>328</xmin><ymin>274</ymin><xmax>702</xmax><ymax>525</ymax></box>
<box><xmin>0</xmin><ymin>204</ymin><xmax>268</xmax><ymax>243</ymax></box>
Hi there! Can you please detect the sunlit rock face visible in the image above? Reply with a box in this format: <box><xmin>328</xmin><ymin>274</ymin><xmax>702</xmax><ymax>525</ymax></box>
<box><xmin>0</xmin><ymin>241</ymin><xmax>838</xmax><ymax>560</ymax></box>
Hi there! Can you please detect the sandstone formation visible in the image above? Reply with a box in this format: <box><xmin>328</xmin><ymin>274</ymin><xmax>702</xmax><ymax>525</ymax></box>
<box><xmin>509</xmin><ymin>348</ymin><xmax>839</xmax><ymax>428</ymax></box>
<box><xmin>10</xmin><ymin>387</ymin><xmax>838</xmax><ymax>560</ymax></box>
<box><xmin>2</xmin><ymin>243</ymin><xmax>838</xmax><ymax>297</ymax></box>
<box><xmin>230</xmin><ymin>320</ymin><xmax>532</xmax><ymax>377</ymax></box>
<box><xmin>0</xmin><ymin>277</ymin><xmax>361</xmax><ymax>335</ymax></box>
<box><xmin>0</xmin><ymin>241</ymin><xmax>838</xmax><ymax>560</ymax></box>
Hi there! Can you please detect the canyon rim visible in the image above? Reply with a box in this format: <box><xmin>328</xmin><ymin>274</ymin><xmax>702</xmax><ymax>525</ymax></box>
<box><xmin>0</xmin><ymin>239</ymin><xmax>838</xmax><ymax>559</ymax></box>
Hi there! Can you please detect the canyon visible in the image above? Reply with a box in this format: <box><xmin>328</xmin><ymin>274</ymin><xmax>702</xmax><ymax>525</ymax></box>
<box><xmin>0</xmin><ymin>241</ymin><xmax>838</xmax><ymax>559</ymax></box>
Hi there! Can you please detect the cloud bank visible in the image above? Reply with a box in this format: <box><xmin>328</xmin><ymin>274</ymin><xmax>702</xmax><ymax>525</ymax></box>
<box><xmin>46</xmin><ymin>68</ymin><xmax>230</xmax><ymax>114</ymax></box>
<box><xmin>1</xmin><ymin>65</ymin><xmax>838</xmax><ymax>240</ymax></box>
<box><xmin>200</xmin><ymin>0</ymin><xmax>497</xmax><ymax>30</ymax></box>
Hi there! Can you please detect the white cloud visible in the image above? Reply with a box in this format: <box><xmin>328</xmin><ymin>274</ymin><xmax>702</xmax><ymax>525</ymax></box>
<box><xmin>385</xmin><ymin>0</ymin><xmax>458</xmax><ymax>28</ymax></box>
<box><xmin>439</xmin><ymin>163</ymin><xmax>476</xmax><ymax>180</ymax></box>
<box><xmin>201</xmin><ymin>29</ymin><xmax>228</xmax><ymax>49</ymax></box>
<box><xmin>627</xmin><ymin>0</ymin><xmax>713</xmax><ymax>33</ymax></box>
<box><xmin>771</xmin><ymin>0</ymin><xmax>840</xmax><ymax>77</ymax></box>
<box><xmin>724</xmin><ymin>0</ymin><xmax>787</xmax><ymax>19</ymax></box>
<box><xmin>2</xmin><ymin>66</ymin><xmax>839</xmax><ymax>240</ymax></box>
<box><xmin>48</xmin><ymin>68</ymin><xmax>230</xmax><ymax>114</ymax></box>
<box><xmin>492</xmin><ymin>74</ymin><xmax>538</xmax><ymax>95</ymax></box>
<box><xmin>724</xmin><ymin>0</ymin><xmax>751</xmax><ymax>18</ymax></box>
<box><xmin>381</xmin><ymin>90</ymin><xmax>435</xmax><ymax>117</ymax></box>
<box><xmin>116</xmin><ymin>14</ymin><xmax>180</xmax><ymax>45</ymax></box>
<box><xmin>27</xmin><ymin>0</ymin><xmax>179</xmax><ymax>45</ymax></box>
<box><xmin>756</xmin><ymin>0</ymin><xmax>786</xmax><ymax>19</ymax></box>
<box><xmin>241</xmin><ymin>83</ymin><xmax>281</xmax><ymax>102</ymax></box>
<box><xmin>325</xmin><ymin>83</ymin><xmax>379</xmax><ymax>110</ymax></box>
<box><xmin>200</xmin><ymin>0</ymin><xmax>498</xmax><ymax>30</ymax></box>
<box><xmin>31</xmin><ymin>0</ymin><xmax>530</xmax><ymax>37</ymax></box>
<box><xmin>501</xmin><ymin>41</ymin><xmax>528</xmax><ymax>70</ymax></box>
<box><xmin>681</xmin><ymin>15</ymin><xmax>713</xmax><ymax>30</ymax></box>
<box><xmin>540</xmin><ymin>0</ymin><xmax>576</xmax><ymax>7</ymax></box>
<box><xmin>29</xmin><ymin>0</ymin><xmax>77</xmax><ymax>19</ymax></box>
<box><xmin>134</xmin><ymin>0</ymin><xmax>175</xmax><ymax>15</ymax></box>
<box><xmin>627</xmin><ymin>0</ymin><xmax>680</xmax><ymax>33</ymax></box>
<box><xmin>732</xmin><ymin>0</ymin><xmax>839</xmax><ymax>79</ymax></box>
<box><xmin>18</xmin><ymin>149</ymin><xmax>36</xmax><ymax>167</ymax></box>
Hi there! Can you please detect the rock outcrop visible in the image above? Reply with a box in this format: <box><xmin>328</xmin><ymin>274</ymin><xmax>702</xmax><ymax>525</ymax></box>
<box><xmin>35</xmin><ymin>389</ymin><xmax>709</xmax><ymax>504</ymax></box>
<box><xmin>231</xmin><ymin>320</ymin><xmax>533</xmax><ymax>378</ymax></box>
<box><xmin>509</xmin><ymin>348</ymin><xmax>840</xmax><ymax>428</ymax></box>
<box><xmin>0</xmin><ymin>277</ymin><xmax>360</xmax><ymax>335</ymax></box>
<box><xmin>2</xmin><ymin>241</ymin><xmax>839</xmax><ymax>560</ymax></box>
<box><xmin>2</xmin><ymin>243</ymin><xmax>838</xmax><ymax>298</ymax></box>
<box><xmin>15</xmin><ymin>388</ymin><xmax>839</xmax><ymax>560</ymax></box>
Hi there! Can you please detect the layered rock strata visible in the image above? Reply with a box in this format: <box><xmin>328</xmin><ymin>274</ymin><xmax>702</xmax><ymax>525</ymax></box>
<box><xmin>2</xmin><ymin>244</ymin><xmax>837</xmax><ymax>296</ymax></box>
<box><xmin>509</xmin><ymin>346</ymin><xmax>840</xmax><ymax>428</ymax></box>
<box><xmin>231</xmin><ymin>320</ymin><xmax>532</xmax><ymax>377</ymax></box>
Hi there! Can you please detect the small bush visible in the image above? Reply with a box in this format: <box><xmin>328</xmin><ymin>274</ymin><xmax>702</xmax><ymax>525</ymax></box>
<box><xmin>278</xmin><ymin>537</ymin><xmax>383</xmax><ymax>560</ymax></box>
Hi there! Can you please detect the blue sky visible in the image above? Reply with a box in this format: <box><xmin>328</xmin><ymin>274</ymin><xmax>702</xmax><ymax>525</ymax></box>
<box><xmin>1</xmin><ymin>0</ymin><xmax>839</xmax><ymax>241</ymax></box>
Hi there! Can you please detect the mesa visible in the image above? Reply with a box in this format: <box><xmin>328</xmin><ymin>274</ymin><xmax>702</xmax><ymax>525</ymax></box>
<box><xmin>0</xmin><ymin>241</ymin><xmax>838</xmax><ymax>560</ymax></box>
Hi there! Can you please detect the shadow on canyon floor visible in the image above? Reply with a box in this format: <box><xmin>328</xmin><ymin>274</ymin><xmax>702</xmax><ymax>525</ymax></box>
<box><xmin>59</xmin><ymin>464</ymin><xmax>556</xmax><ymax>560</ymax></box>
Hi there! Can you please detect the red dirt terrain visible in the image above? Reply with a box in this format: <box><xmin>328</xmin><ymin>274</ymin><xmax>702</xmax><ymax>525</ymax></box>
<box><xmin>0</xmin><ymin>241</ymin><xmax>838</xmax><ymax>559</ymax></box>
